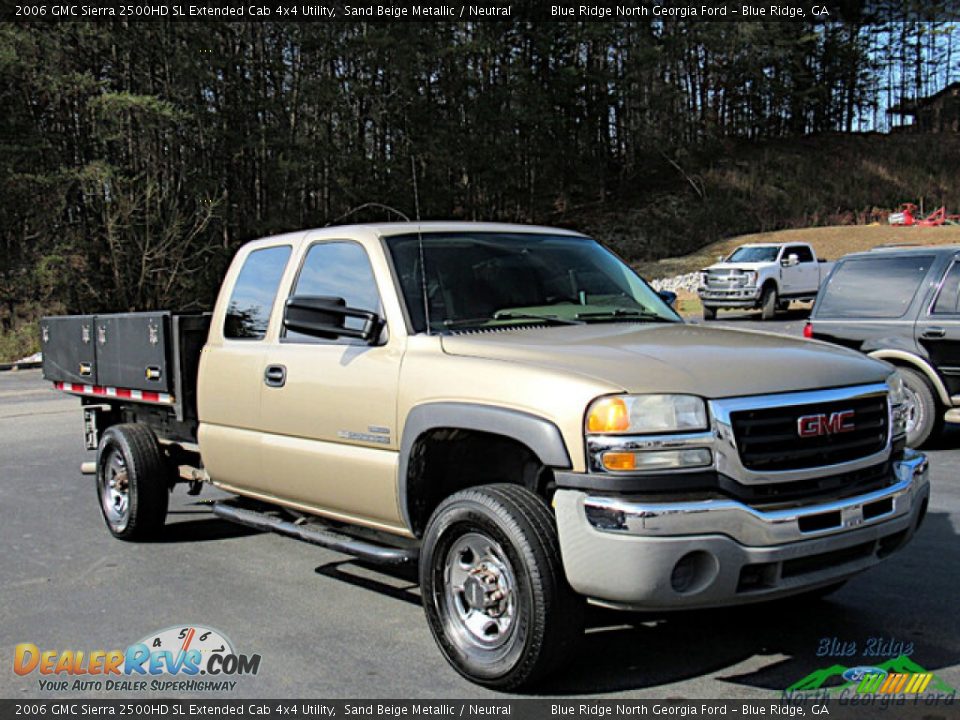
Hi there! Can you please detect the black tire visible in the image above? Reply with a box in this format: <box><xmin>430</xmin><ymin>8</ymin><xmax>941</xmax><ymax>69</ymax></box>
<box><xmin>420</xmin><ymin>484</ymin><xmax>584</xmax><ymax>690</ymax></box>
<box><xmin>760</xmin><ymin>285</ymin><xmax>778</xmax><ymax>320</ymax></box>
<box><xmin>899</xmin><ymin>367</ymin><xmax>943</xmax><ymax>448</ymax></box>
<box><xmin>702</xmin><ymin>306</ymin><xmax>717</xmax><ymax>321</ymax></box>
<box><xmin>96</xmin><ymin>424</ymin><xmax>169</xmax><ymax>540</ymax></box>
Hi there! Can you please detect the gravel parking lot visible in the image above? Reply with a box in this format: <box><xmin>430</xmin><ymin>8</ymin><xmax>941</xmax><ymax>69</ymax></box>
<box><xmin>2</xmin><ymin>322</ymin><xmax>958</xmax><ymax>699</ymax></box>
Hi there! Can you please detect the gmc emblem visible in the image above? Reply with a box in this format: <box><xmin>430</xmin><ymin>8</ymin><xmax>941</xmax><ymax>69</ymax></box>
<box><xmin>797</xmin><ymin>410</ymin><xmax>856</xmax><ymax>438</ymax></box>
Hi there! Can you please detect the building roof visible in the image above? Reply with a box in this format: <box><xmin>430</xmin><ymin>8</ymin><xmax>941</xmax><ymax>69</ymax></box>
<box><xmin>888</xmin><ymin>82</ymin><xmax>960</xmax><ymax>116</ymax></box>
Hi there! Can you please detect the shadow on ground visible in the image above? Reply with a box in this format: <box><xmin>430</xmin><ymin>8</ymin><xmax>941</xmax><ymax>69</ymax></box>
<box><xmin>706</xmin><ymin>307</ymin><xmax>812</xmax><ymax>323</ymax></box>
<box><xmin>312</xmin><ymin>511</ymin><xmax>957</xmax><ymax>696</ymax></box>
<box><xmin>148</xmin><ymin>512</ymin><xmax>262</xmax><ymax>544</ymax></box>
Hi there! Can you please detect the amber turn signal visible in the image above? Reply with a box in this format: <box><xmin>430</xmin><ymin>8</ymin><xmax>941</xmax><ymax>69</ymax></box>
<box><xmin>601</xmin><ymin>452</ymin><xmax>637</xmax><ymax>471</ymax></box>
<box><xmin>586</xmin><ymin>397</ymin><xmax>630</xmax><ymax>433</ymax></box>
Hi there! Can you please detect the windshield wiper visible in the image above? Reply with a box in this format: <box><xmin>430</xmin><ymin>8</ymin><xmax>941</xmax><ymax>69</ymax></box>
<box><xmin>493</xmin><ymin>312</ymin><xmax>583</xmax><ymax>325</ymax></box>
<box><xmin>575</xmin><ymin>308</ymin><xmax>669</xmax><ymax>322</ymax></box>
<box><xmin>443</xmin><ymin>312</ymin><xmax>582</xmax><ymax>329</ymax></box>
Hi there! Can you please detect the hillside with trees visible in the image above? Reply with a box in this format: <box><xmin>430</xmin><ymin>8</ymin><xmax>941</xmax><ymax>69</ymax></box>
<box><xmin>1</xmin><ymin>19</ymin><xmax>959</xmax><ymax>359</ymax></box>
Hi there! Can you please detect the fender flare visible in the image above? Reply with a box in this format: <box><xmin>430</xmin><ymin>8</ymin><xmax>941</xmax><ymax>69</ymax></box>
<box><xmin>867</xmin><ymin>349</ymin><xmax>951</xmax><ymax>405</ymax></box>
<box><xmin>397</xmin><ymin>402</ymin><xmax>572</xmax><ymax>532</ymax></box>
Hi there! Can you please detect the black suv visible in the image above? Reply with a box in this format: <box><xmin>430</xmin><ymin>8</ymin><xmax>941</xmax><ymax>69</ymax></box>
<box><xmin>807</xmin><ymin>245</ymin><xmax>960</xmax><ymax>447</ymax></box>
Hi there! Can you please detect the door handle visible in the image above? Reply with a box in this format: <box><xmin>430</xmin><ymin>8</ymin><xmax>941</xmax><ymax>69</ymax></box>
<box><xmin>922</xmin><ymin>327</ymin><xmax>947</xmax><ymax>339</ymax></box>
<box><xmin>264</xmin><ymin>364</ymin><xmax>287</xmax><ymax>387</ymax></box>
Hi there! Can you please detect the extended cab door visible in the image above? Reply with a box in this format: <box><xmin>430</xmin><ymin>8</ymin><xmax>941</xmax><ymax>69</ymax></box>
<box><xmin>198</xmin><ymin>243</ymin><xmax>293</xmax><ymax>496</ymax></box>
<box><xmin>257</xmin><ymin>238</ymin><xmax>406</xmax><ymax>531</ymax></box>
<box><xmin>917</xmin><ymin>255</ymin><xmax>960</xmax><ymax>396</ymax></box>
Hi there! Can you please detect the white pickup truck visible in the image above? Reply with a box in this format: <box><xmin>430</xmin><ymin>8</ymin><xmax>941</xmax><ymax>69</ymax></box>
<box><xmin>698</xmin><ymin>242</ymin><xmax>834</xmax><ymax>320</ymax></box>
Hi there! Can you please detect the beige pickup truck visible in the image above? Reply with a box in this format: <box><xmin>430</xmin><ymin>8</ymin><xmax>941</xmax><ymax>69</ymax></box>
<box><xmin>43</xmin><ymin>222</ymin><xmax>929</xmax><ymax>689</ymax></box>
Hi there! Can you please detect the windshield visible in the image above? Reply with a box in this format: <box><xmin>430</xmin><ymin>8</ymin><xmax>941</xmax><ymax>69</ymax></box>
<box><xmin>726</xmin><ymin>246</ymin><xmax>780</xmax><ymax>263</ymax></box>
<box><xmin>385</xmin><ymin>232</ymin><xmax>681</xmax><ymax>333</ymax></box>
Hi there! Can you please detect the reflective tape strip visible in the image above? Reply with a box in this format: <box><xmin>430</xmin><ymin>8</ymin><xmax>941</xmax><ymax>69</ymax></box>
<box><xmin>54</xmin><ymin>381</ymin><xmax>174</xmax><ymax>405</ymax></box>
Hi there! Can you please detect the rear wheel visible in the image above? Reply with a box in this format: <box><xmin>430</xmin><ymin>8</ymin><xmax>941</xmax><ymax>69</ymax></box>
<box><xmin>702</xmin><ymin>306</ymin><xmax>716</xmax><ymax>321</ymax></box>
<box><xmin>760</xmin><ymin>286</ymin><xmax>778</xmax><ymax>320</ymax></box>
<box><xmin>96</xmin><ymin>424</ymin><xmax>169</xmax><ymax>540</ymax></box>
<box><xmin>420</xmin><ymin>484</ymin><xmax>583</xmax><ymax>690</ymax></box>
<box><xmin>899</xmin><ymin>367</ymin><xmax>942</xmax><ymax>448</ymax></box>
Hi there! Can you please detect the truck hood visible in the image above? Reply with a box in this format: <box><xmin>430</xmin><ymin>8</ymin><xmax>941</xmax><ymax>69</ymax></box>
<box><xmin>439</xmin><ymin>323</ymin><xmax>890</xmax><ymax>398</ymax></box>
<box><xmin>704</xmin><ymin>262</ymin><xmax>767</xmax><ymax>272</ymax></box>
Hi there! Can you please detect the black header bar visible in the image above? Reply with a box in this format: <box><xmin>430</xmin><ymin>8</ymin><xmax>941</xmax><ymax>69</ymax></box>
<box><xmin>5</xmin><ymin>0</ymin><xmax>960</xmax><ymax>23</ymax></box>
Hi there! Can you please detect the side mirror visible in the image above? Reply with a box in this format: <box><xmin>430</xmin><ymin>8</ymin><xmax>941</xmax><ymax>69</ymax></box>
<box><xmin>284</xmin><ymin>295</ymin><xmax>382</xmax><ymax>343</ymax></box>
<box><xmin>658</xmin><ymin>290</ymin><xmax>678</xmax><ymax>308</ymax></box>
<box><xmin>782</xmin><ymin>254</ymin><xmax>799</xmax><ymax>267</ymax></box>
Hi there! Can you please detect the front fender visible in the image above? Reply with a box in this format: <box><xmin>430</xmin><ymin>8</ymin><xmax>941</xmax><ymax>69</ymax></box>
<box><xmin>397</xmin><ymin>402</ymin><xmax>572</xmax><ymax>532</ymax></box>
<box><xmin>756</xmin><ymin>267</ymin><xmax>779</xmax><ymax>289</ymax></box>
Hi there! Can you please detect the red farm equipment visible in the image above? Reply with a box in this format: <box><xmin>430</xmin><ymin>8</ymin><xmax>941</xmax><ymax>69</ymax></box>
<box><xmin>889</xmin><ymin>203</ymin><xmax>960</xmax><ymax>227</ymax></box>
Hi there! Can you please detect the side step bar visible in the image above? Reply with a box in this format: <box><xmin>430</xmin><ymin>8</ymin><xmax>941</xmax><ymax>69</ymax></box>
<box><xmin>212</xmin><ymin>500</ymin><xmax>418</xmax><ymax>566</ymax></box>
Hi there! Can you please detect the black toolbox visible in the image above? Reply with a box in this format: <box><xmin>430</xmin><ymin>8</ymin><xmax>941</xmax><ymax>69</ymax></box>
<box><xmin>40</xmin><ymin>315</ymin><xmax>98</xmax><ymax>385</ymax></box>
<box><xmin>41</xmin><ymin>312</ymin><xmax>211</xmax><ymax>422</ymax></box>
<box><xmin>94</xmin><ymin>312</ymin><xmax>173</xmax><ymax>393</ymax></box>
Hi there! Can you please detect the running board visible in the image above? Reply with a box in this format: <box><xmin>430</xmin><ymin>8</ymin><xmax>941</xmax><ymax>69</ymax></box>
<box><xmin>212</xmin><ymin>500</ymin><xmax>418</xmax><ymax>566</ymax></box>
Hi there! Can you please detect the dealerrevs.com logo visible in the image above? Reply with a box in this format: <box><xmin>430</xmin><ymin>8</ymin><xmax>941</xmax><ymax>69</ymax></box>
<box><xmin>14</xmin><ymin>625</ymin><xmax>261</xmax><ymax>693</ymax></box>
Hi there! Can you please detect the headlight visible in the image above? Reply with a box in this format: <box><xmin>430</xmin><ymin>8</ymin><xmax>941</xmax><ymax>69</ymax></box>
<box><xmin>887</xmin><ymin>370</ymin><xmax>906</xmax><ymax>406</ymax></box>
<box><xmin>743</xmin><ymin>271</ymin><xmax>758</xmax><ymax>286</ymax></box>
<box><xmin>586</xmin><ymin>394</ymin><xmax>708</xmax><ymax>434</ymax></box>
<box><xmin>887</xmin><ymin>370</ymin><xmax>907</xmax><ymax>437</ymax></box>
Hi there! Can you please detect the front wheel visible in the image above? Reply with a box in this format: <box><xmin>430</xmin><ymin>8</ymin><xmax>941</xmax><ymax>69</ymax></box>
<box><xmin>420</xmin><ymin>484</ymin><xmax>584</xmax><ymax>690</ymax></box>
<box><xmin>760</xmin><ymin>286</ymin><xmax>778</xmax><ymax>320</ymax></box>
<box><xmin>96</xmin><ymin>424</ymin><xmax>170</xmax><ymax>540</ymax></box>
<box><xmin>702</xmin><ymin>305</ymin><xmax>716</xmax><ymax>321</ymax></box>
<box><xmin>899</xmin><ymin>367</ymin><xmax>942</xmax><ymax>448</ymax></box>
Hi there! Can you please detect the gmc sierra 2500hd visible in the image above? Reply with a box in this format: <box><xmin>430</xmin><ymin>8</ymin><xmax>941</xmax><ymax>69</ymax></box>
<box><xmin>42</xmin><ymin>222</ymin><xmax>929</xmax><ymax>689</ymax></box>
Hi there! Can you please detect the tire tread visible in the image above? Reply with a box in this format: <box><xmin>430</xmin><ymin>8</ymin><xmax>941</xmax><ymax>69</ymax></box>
<box><xmin>420</xmin><ymin>483</ymin><xmax>583</xmax><ymax>690</ymax></box>
<box><xmin>98</xmin><ymin>423</ymin><xmax>169</xmax><ymax>540</ymax></box>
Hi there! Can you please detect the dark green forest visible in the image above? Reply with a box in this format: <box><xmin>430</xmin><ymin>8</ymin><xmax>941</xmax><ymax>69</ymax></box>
<box><xmin>1</xmin><ymin>20</ymin><xmax>959</xmax><ymax>359</ymax></box>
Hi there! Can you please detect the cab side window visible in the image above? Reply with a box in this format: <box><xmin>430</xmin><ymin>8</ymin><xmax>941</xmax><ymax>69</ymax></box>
<box><xmin>932</xmin><ymin>261</ymin><xmax>960</xmax><ymax>315</ymax></box>
<box><xmin>286</xmin><ymin>242</ymin><xmax>382</xmax><ymax>343</ymax></box>
<box><xmin>793</xmin><ymin>246</ymin><xmax>814</xmax><ymax>263</ymax></box>
<box><xmin>224</xmin><ymin>246</ymin><xmax>292</xmax><ymax>340</ymax></box>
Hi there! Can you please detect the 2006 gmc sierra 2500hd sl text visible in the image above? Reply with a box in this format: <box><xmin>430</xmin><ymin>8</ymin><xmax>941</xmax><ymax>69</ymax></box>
<box><xmin>42</xmin><ymin>222</ymin><xmax>929</xmax><ymax>689</ymax></box>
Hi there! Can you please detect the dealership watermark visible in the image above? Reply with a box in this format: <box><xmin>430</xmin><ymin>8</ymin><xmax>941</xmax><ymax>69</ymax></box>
<box><xmin>13</xmin><ymin>625</ymin><xmax>261</xmax><ymax>693</ymax></box>
<box><xmin>781</xmin><ymin>636</ymin><xmax>956</xmax><ymax>706</ymax></box>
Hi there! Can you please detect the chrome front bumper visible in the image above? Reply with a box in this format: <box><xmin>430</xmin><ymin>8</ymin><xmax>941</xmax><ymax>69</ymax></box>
<box><xmin>554</xmin><ymin>451</ymin><xmax>929</xmax><ymax>610</ymax></box>
<box><xmin>698</xmin><ymin>287</ymin><xmax>761</xmax><ymax>304</ymax></box>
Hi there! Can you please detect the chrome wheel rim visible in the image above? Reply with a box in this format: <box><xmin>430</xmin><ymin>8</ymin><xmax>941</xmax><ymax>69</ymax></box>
<box><xmin>902</xmin><ymin>384</ymin><xmax>923</xmax><ymax>437</ymax></box>
<box><xmin>441</xmin><ymin>532</ymin><xmax>517</xmax><ymax>653</ymax></box>
<box><xmin>101</xmin><ymin>449</ymin><xmax>130</xmax><ymax>529</ymax></box>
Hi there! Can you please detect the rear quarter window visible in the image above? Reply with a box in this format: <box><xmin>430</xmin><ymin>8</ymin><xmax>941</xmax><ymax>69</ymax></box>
<box><xmin>816</xmin><ymin>255</ymin><xmax>935</xmax><ymax>319</ymax></box>
<box><xmin>224</xmin><ymin>245</ymin><xmax>292</xmax><ymax>339</ymax></box>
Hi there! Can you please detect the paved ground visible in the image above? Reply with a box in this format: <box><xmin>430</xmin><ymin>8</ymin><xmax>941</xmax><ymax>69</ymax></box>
<box><xmin>692</xmin><ymin>305</ymin><xmax>814</xmax><ymax>334</ymax></box>
<box><xmin>2</xmin><ymin>337</ymin><xmax>958</xmax><ymax>699</ymax></box>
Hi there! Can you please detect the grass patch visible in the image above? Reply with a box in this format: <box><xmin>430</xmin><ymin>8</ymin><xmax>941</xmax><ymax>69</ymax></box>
<box><xmin>0</xmin><ymin>324</ymin><xmax>40</xmax><ymax>364</ymax></box>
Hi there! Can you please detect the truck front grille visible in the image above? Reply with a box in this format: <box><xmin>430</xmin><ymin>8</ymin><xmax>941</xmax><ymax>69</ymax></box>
<box><xmin>726</xmin><ymin>461</ymin><xmax>893</xmax><ymax>508</ymax></box>
<box><xmin>706</xmin><ymin>270</ymin><xmax>747</xmax><ymax>288</ymax></box>
<box><xmin>731</xmin><ymin>395</ymin><xmax>888</xmax><ymax>471</ymax></box>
